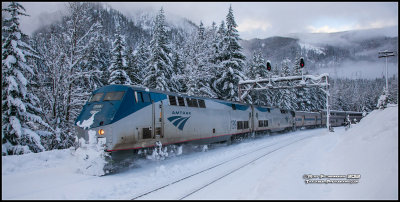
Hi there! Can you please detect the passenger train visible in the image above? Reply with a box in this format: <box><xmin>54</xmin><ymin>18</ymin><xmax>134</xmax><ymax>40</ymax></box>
<box><xmin>75</xmin><ymin>84</ymin><xmax>363</xmax><ymax>168</ymax></box>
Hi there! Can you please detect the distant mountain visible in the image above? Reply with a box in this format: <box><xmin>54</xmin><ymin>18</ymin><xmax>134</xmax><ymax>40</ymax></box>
<box><xmin>240</xmin><ymin>27</ymin><xmax>398</xmax><ymax>72</ymax></box>
<box><xmin>32</xmin><ymin>2</ymin><xmax>198</xmax><ymax>51</ymax></box>
<box><xmin>240</xmin><ymin>36</ymin><xmax>300</xmax><ymax>67</ymax></box>
<box><xmin>31</xmin><ymin>2</ymin><xmax>396</xmax><ymax>79</ymax></box>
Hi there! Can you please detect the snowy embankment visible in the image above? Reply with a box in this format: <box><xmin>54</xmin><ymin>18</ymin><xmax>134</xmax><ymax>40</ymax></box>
<box><xmin>189</xmin><ymin>105</ymin><xmax>398</xmax><ymax>200</ymax></box>
<box><xmin>2</xmin><ymin>106</ymin><xmax>398</xmax><ymax>200</ymax></box>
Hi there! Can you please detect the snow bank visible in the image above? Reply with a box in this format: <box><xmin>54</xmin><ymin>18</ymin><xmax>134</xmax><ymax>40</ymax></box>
<box><xmin>320</xmin><ymin>106</ymin><xmax>398</xmax><ymax>199</ymax></box>
<box><xmin>186</xmin><ymin>106</ymin><xmax>398</xmax><ymax>200</ymax></box>
<box><xmin>2</xmin><ymin>149</ymin><xmax>74</xmax><ymax>176</ymax></box>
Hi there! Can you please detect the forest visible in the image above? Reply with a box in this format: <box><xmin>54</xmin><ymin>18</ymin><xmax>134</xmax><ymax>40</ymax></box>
<box><xmin>2</xmin><ymin>2</ymin><xmax>398</xmax><ymax>155</ymax></box>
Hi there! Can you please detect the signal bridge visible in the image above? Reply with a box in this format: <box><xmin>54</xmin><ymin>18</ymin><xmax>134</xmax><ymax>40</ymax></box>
<box><xmin>238</xmin><ymin>71</ymin><xmax>332</xmax><ymax>131</ymax></box>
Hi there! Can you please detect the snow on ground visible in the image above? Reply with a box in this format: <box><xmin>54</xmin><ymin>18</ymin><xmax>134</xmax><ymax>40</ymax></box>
<box><xmin>187</xmin><ymin>106</ymin><xmax>398</xmax><ymax>200</ymax></box>
<box><xmin>2</xmin><ymin>106</ymin><xmax>398</xmax><ymax>200</ymax></box>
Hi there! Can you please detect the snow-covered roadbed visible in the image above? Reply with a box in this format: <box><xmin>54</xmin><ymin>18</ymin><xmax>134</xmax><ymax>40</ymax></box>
<box><xmin>2</xmin><ymin>106</ymin><xmax>398</xmax><ymax>199</ymax></box>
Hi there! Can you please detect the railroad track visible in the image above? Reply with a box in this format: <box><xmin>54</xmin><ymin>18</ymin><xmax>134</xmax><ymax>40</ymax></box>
<box><xmin>131</xmin><ymin>131</ymin><xmax>321</xmax><ymax>200</ymax></box>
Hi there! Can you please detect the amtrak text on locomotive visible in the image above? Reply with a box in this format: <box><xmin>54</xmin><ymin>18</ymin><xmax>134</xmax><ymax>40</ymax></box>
<box><xmin>172</xmin><ymin>111</ymin><xmax>191</xmax><ymax>115</ymax></box>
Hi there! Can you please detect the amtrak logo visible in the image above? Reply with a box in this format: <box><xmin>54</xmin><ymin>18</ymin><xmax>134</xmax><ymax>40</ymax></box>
<box><xmin>167</xmin><ymin>116</ymin><xmax>191</xmax><ymax>130</ymax></box>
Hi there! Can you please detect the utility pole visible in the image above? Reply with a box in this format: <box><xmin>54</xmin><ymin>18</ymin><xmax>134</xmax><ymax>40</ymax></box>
<box><xmin>378</xmin><ymin>50</ymin><xmax>395</xmax><ymax>94</ymax></box>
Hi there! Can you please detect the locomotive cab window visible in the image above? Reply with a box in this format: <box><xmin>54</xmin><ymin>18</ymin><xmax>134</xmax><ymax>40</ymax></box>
<box><xmin>135</xmin><ymin>92</ymin><xmax>151</xmax><ymax>103</ymax></box>
<box><xmin>186</xmin><ymin>98</ymin><xmax>192</xmax><ymax>107</ymax></box>
<box><xmin>89</xmin><ymin>93</ymin><xmax>104</xmax><ymax>102</ymax></box>
<box><xmin>104</xmin><ymin>91</ymin><xmax>125</xmax><ymax>101</ymax></box>
<box><xmin>237</xmin><ymin>121</ymin><xmax>243</xmax><ymax>130</ymax></box>
<box><xmin>135</xmin><ymin>92</ymin><xmax>143</xmax><ymax>103</ymax></box>
<box><xmin>177</xmin><ymin>97</ymin><xmax>185</xmax><ymax>106</ymax></box>
<box><xmin>243</xmin><ymin>121</ymin><xmax>249</xmax><ymax>129</ymax></box>
<box><xmin>169</xmin><ymin>95</ymin><xmax>177</xmax><ymax>106</ymax></box>
<box><xmin>198</xmin><ymin>99</ymin><xmax>206</xmax><ymax>108</ymax></box>
<box><xmin>142</xmin><ymin>93</ymin><xmax>151</xmax><ymax>103</ymax></box>
<box><xmin>192</xmin><ymin>99</ymin><xmax>199</xmax><ymax>107</ymax></box>
<box><xmin>186</xmin><ymin>98</ymin><xmax>198</xmax><ymax>107</ymax></box>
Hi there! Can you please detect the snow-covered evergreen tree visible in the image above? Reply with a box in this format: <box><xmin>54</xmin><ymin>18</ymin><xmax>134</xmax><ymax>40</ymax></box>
<box><xmin>132</xmin><ymin>39</ymin><xmax>149</xmax><ymax>86</ymax></box>
<box><xmin>280</xmin><ymin>58</ymin><xmax>291</xmax><ymax>77</ymax></box>
<box><xmin>125</xmin><ymin>46</ymin><xmax>140</xmax><ymax>85</ymax></box>
<box><xmin>248</xmin><ymin>50</ymin><xmax>268</xmax><ymax>79</ymax></box>
<box><xmin>246</xmin><ymin>51</ymin><xmax>271</xmax><ymax>105</ymax></box>
<box><xmin>82</xmin><ymin>23</ymin><xmax>108</xmax><ymax>90</ymax></box>
<box><xmin>212</xmin><ymin>5</ymin><xmax>246</xmax><ymax>101</ymax></box>
<box><xmin>184</xmin><ymin>21</ymin><xmax>216</xmax><ymax>97</ymax></box>
<box><xmin>171</xmin><ymin>50</ymin><xmax>186</xmax><ymax>91</ymax></box>
<box><xmin>143</xmin><ymin>8</ymin><xmax>177</xmax><ymax>92</ymax></box>
<box><xmin>208</xmin><ymin>21</ymin><xmax>226</xmax><ymax>98</ymax></box>
<box><xmin>2</xmin><ymin>2</ymin><xmax>48</xmax><ymax>155</ymax></box>
<box><xmin>292</xmin><ymin>54</ymin><xmax>303</xmax><ymax>75</ymax></box>
<box><xmin>274</xmin><ymin>59</ymin><xmax>292</xmax><ymax>109</ymax></box>
<box><xmin>272</xmin><ymin>63</ymin><xmax>280</xmax><ymax>76</ymax></box>
<box><xmin>108</xmin><ymin>18</ymin><xmax>132</xmax><ymax>85</ymax></box>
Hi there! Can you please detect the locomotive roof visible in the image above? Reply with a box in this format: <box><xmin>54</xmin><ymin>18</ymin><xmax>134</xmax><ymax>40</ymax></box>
<box><xmin>97</xmin><ymin>84</ymin><xmax>257</xmax><ymax>107</ymax></box>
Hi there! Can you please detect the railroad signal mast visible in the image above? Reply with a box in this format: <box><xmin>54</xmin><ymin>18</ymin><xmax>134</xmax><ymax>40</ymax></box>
<box><xmin>378</xmin><ymin>50</ymin><xmax>396</xmax><ymax>95</ymax></box>
<box><xmin>238</xmin><ymin>58</ymin><xmax>333</xmax><ymax>131</ymax></box>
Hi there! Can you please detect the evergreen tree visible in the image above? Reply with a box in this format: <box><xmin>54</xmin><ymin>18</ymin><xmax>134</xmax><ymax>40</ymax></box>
<box><xmin>280</xmin><ymin>58</ymin><xmax>291</xmax><ymax>77</ymax></box>
<box><xmin>108</xmin><ymin>19</ymin><xmax>132</xmax><ymax>85</ymax></box>
<box><xmin>184</xmin><ymin>21</ymin><xmax>216</xmax><ymax>97</ymax></box>
<box><xmin>82</xmin><ymin>23</ymin><xmax>109</xmax><ymax>89</ymax></box>
<box><xmin>125</xmin><ymin>46</ymin><xmax>140</xmax><ymax>85</ymax></box>
<box><xmin>212</xmin><ymin>5</ymin><xmax>246</xmax><ymax>101</ymax></box>
<box><xmin>247</xmin><ymin>51</ymin><xmax>271</xmax><ymax>105</ymax></box>
<box><xmin>134</xmin><ymin>39</ymin><xmax>150</xmax><ymax>86</ymax></box>
<box><xmin>274</xmin><ymin>59</ymin><xmax>292</xmax><ymax>109</ymax></box>
<box><xmin>198</xmin><ymin>21</ymin><xmax>205</xmax><ymax>40</ymax></box>
<box><xmin>213</xmin><ymin>20</ymin><xmax>226</xmax><ymax>64</ymax></box>
<box><xmin>2</xmin><ymin>2</ymin><xmax>48</xmax><ymax>155</ymax></box>
<box><xmin>171</xmin><ymin>49</ymin><xmax>186</xmax><ymax>92</ymax></box>
<box><xmin>209</xmin><ymin>20</ymin><xmax>226</xmax><ymax>97</ymax></box>
<box><xmin>292</xmin><ymin>54</ymin><xmax>303</xmax><ymax>75</ymax></box>
<box><xmin>143</xmin><ymin>8</ymin><xmax>176</xmax><ymax>92</ymax></box>
<box><xmin>272</xmin><ymin>63</ymin><xmax>280</xmax><ymax>76</ymax></box>
<box><xmin>248</xmin><ymin>50</ymin><xmax>268</xmax><ymax>79</ymax></box>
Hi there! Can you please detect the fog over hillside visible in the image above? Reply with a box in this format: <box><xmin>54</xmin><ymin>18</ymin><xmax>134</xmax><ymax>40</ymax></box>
<box><xmin>240</xmin><ymin>26</ymin><xmax>398</xmax><ymax>79</ymax></box>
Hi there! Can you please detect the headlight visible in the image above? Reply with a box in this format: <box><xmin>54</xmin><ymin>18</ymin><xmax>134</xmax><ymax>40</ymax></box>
<box><xmin>98</xmin><ymin>129</ymin><xmax>105</xmax><ymax>135</ymax></box>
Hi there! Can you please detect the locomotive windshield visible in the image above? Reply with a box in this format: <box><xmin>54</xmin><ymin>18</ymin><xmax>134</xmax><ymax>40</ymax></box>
<box><xmin>89</xmin><ymin>93</ymin><xmax>104</xmax><ymax>102</ymax></box>
<box><xmin>104</xmin><ymin>91</ymin><xmax>125</xmax><ymax>101</ymax></box>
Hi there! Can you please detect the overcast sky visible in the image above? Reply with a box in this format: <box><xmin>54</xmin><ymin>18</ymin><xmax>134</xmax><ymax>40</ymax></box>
<box><xmin>4</xmin><ymin>2</ymin><xmax>399</xmax><ymax>40</ymax></box>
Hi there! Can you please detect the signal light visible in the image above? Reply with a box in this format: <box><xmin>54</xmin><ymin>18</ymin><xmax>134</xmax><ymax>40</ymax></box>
<box><xmin>266</xmin><ymin>61</ymin><xmax>271</xmax><ymax>71</ymax></box>
<box><xmin>300</xmin><ymin>58</ymin><xmax>305</xmax><ymax>68</ymax></box>
<box><xmin>98</xmin><ymin>129</ymin><xmax>105</xmax><ymax>135</ymax></box>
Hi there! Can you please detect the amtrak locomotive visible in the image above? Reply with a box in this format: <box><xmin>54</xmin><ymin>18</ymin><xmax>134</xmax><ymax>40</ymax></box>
<box><xmin>75</xmin><ymin>84</ymin><xmax>363</xmax><ymax>166</ymax></box>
